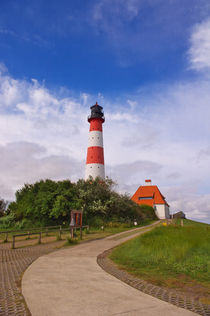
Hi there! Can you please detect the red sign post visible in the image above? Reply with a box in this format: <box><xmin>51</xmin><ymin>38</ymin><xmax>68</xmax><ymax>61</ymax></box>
<box><xmin>70</xmin><ymin>210</ymin><xmax>83</xmax><ymax>239</ymax></box>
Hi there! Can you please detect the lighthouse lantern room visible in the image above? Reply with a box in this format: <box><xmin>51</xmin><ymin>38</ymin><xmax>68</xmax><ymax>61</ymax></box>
<box><xmin>85</xmin><ymin>102</ymin><xmax>105</xmax><ymax>180</ymax></box>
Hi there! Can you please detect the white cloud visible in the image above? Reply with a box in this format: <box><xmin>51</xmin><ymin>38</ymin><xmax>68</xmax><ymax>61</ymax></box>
<box><xmin>0</xmin><ymin>142</ymin><xmax>82</xmax><ymax>200</ymax></box>
<box><xmin>108</xmin><ymin>160</ymin><xmax>162</xmax><ymax>188</ymax></box>
<box><xmin>90</xmin><ymin>0</ymin><xmax>210</xmax><ymax>66</ymax></box>
<box><xmin>0</xmin><ymin>65</ymin><xmax>210</xmax><ymax>222</ymax></box>
<box><xmin>92</xmin><ymin>0</ymin><xmax>142</xmax><ymax>23</ymax></box>
<box><xmin>189</xmin><ymin>18</ymin><xmax>210</xmax><ymax>72</ymax></box>
<box><xmin>164</xmin><ymin>186</ymin><xmax>210</xmax><ymax>223</ymax></box>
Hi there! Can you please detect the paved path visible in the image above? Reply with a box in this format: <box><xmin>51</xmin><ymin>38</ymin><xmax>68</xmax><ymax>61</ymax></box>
<box><xmin>0</xmin><ymin>240</ymin><xmax>65</xmax><ymax>316</ymax></box>
<box><xmin>22</xmin><ymin>223</ymin><xmax>197</xmax><ymax>316</ymax></box>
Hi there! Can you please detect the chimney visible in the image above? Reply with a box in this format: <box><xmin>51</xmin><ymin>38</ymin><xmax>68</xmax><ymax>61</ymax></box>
<box><xmin>145</xmin><ymin>179</ymin><xmax>152</xmax><ymax>186</ymax></box>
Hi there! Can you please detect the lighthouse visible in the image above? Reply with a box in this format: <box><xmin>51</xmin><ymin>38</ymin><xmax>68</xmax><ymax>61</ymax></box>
<box><xmin>85</xmin><ymin>102</ymin><xmax>105</xmax><ymax>180</ymax></box>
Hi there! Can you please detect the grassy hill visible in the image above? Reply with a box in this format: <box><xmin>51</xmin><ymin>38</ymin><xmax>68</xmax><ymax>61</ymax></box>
<box><xmin>110</xmin><ymin>219</ymin><xmax>210</xmax><ymax>304</ymax></box>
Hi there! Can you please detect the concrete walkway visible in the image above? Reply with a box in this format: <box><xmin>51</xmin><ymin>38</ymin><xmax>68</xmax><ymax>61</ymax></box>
<box><xmin>22</xmin><ymin>223</ymin><xmax>197</xmax><ymax>316</ymax></box>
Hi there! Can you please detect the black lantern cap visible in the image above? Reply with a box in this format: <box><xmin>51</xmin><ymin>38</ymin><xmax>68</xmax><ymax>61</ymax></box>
<box><xmin>88</xmin><ymin>102</ymin><xmax>105</xmax><ymax>123</ymax></box>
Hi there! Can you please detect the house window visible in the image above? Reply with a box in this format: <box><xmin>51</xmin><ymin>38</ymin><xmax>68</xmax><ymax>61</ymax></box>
<box><xmin>138</xmin><ymin>197</ymin><xmax>153</xmax><ymax>200</ymax></box>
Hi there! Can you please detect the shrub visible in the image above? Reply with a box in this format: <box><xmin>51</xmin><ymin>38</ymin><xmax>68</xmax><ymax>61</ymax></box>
<box><xmin>5</xmin><ymin>177</ymin><xmax>158</xmax><ymax>228</ymax></box>
<box><xmin>0</xmin><ymin>213</ymin><xmax>15</xmax><ymax>229</ymax></box>
<box><xmin>65</xmin><ymin>237</ymin><xmax>78</xmax><ymax>245</ymax></box>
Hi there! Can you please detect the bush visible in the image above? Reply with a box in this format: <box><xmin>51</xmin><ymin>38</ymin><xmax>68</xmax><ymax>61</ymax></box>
<box><xmin>88</xmin><ymin>216</ymin><xmax>104</xmax><ymax>228</ymax></box>
<box><xmin>6</xmin><ymin>177</ymin><xmax>158</xmax><ymax>228</ymax></box>
<box><xmin>14</xmin><ymin>219</ymin><xmax>34</xmax><ymax>230</ymax></box>
<box><xmin>65</xmin><ymin>237</ymin><xmax>78</xmax><ymax>245</ymax></box>
<box><xmin>0</xmin><ymin>213</ymin><xmax>15</xmax><ymax>229</ymax></box>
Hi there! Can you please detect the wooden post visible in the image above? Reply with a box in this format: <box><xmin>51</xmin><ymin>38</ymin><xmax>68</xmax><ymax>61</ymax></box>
<box><xmin>70</xmin><ymin>227</ymin><xmax>74</xmax><ymax>239</ymax></box>
<box><xmin>59</xmin><ymin>226</ymin><xmax>62</xmax><ymax>239</ymax></box>
<box><xmin>12</xmin><ymin>235</ymin><xmax>15</xmax><ymax>249</ymax></box>
<box><xmin>27</xmin><ymin>231</ymin><xmax>30</xmax><ymax>239</ymax></box>
<box><xmin>38</xmin><ymin>232</ymin><xmax>41</xmax><ymax>244</ymax></box>
<box><xmin>5</xmin><ymin>232</ymin><xmax>8</xmax><ymax>242</ymax></box>
<box><xmin>181</xmin><ymin>219</ymin><xmax>184</xmax><ymax>227</ymax></box>
<box><xmin>80</xmin><ymin>227</ymin><xmax>82</xmax><ymax>240</ymax></box>
<box><xmin>46</xmin><ymin>228</ymin><xmax>48</xmax><ymax>236</ymax></box>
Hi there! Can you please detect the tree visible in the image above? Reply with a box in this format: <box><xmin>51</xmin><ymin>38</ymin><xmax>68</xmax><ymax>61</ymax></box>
<box><xmin>75</xmin><ymin>177</ymin><xmax>115</xmax><ymax>223</ymax></box>
<box><xmin>8</xmin><ymin>179</ymin><xmax>80</xmax><ymax>225</ymax></box>
<box><xmin>7</xmin><ymin>177</ymin><xmax>157</xmax><ymax>227</ymax></box>
<box><xmin>0</xmin><ymin>198</ymin><xmax>8</xmax><ymax>217</ymax></box>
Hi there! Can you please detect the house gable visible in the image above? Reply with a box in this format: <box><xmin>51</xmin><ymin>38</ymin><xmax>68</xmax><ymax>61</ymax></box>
<box><xmin>131</xmin><ymin>183</ymin><xmax>169</xmax><ymax>208</ymax></box>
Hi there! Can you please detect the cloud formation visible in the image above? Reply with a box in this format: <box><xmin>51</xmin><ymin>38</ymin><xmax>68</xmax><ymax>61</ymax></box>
<box><xmin>90</xmin><ymin>0</ymin><xmax>210</xmax><ymax>65</ymax></box>
<box><xmin>0</xmin><ymin>142</ymin><xmax>82</xmax><ymax>200</ymax></box>
<box><xmin>0</xmin><ymin>54</ymin><xmax>210</xmax><ymax>222</ymax></box>
<box><xmin>189</xmin><ymin>18</ymin><xmax>210</xmax><ymax>72</ymax></box>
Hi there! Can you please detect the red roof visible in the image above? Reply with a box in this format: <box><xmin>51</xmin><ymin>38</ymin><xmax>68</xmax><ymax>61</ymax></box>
<box><xmin>131</xmin><ymin>185</ymin><xmax>169</xmax><ymax>207</ymax></box>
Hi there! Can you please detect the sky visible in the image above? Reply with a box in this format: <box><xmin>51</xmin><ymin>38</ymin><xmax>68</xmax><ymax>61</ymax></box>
<box><xmin>0</xmin><ymin>0</ymin><xmax>210</xmax><ymax>223</ymax></box>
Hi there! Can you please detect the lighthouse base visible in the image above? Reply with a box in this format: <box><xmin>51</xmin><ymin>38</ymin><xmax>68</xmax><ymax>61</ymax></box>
<box><xmin>85</xmin><ymin>163</ymin><xmax>105</xmax><ymax>180</ymax></box>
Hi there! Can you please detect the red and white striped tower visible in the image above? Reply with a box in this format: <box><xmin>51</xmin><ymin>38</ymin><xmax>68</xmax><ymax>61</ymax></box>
<box><xmin>85</xmin><ymin>102</ymin><xmax>105</xmax><ymax>180</ymax></box>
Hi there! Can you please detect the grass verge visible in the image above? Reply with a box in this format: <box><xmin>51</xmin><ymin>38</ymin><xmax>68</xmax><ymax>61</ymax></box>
<box><xmin>110</xmin><ymin>219</ymin><xmax>210</xmax><ymax>303</ymax></box>
<box><xmin>65</xmin><ymin>237</ymin><xmax>79</xmax><ymax>246</ymax></box>
<box><xmin>0</xmin><ymin>220</ymin><xmax>157</xmax><ymax>249</ymax></box>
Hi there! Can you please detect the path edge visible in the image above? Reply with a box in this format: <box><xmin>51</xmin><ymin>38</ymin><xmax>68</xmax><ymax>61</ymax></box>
<box><xmin>97</xmin><ymin>247</ymin><xmax>210</xmax><ymax>316</ymax></box>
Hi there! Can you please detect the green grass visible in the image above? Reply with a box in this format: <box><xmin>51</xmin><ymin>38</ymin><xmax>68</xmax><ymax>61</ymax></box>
<box><xmin>86</xmin><ymin>220</ymin><xmax>156</xmax><ymax>235</ymax></box>
<box><xmin>110</xmin><ymin>220</ymin><xmax>210</xmax><ymax>299</ymax></box>
<box><xmin>0</xmin><ymin>220</ymin><xmax>157</xmax><ymax>248</ymax></box>
<box><xmin>65</xmin><ymin>236</ymin><xmax>79</xmax><ymax>246</ymax></box>
<box><xmin>175</xmin><ymin>218</ymin><xmax>209</xmax><ymax>227</ymax></box>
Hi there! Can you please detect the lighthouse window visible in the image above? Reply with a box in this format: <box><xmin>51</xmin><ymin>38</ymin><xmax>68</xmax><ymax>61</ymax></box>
<box><xmin>138</xmin><ymin>197</ymin><xmax>153</xmax><ymax>200</ymax></box>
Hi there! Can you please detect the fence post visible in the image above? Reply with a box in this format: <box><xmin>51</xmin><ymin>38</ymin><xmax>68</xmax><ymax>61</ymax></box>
<box><xmin>80</xmin><ymin>227</ymin><xmax>82</xmax><ymax>240</ymax></box>
<box><xmin>38</xmin><ymin>232</ymin><xmax>41</xmax><ymax>244</ymax></box>
<box><xmin>70</xmin><ymin>227</ymin><xmax>74</xmax><ymax>239</ymax></box>
<box><xmin>12</xmin><ymin>236</ymin><xmax>15</xmax><ymax>249</ymax></box>
<box><xmin>181</xmin><ymin>219</ymin><xmax>184</xmax><ymax>227</ymax></box>
<box><xmin>5</xmin><ymin>232</ymin><xmax>8</xmax><ymax>243</ymax></box>
<box><xmin>59</xmin><ymin>226</ymin><xmax>62</xmax><ymax>239</ymax></box>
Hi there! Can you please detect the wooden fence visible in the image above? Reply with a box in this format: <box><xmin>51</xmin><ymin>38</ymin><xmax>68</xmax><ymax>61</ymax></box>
<box><xmin>5</xmin><ymin>225</ymin><xmax>89</xmax><ymax>249</ymax></box>
<box><xmin>0</xmin><ymin>225</ymin><xmax>62</xmax><ymax>243</ymax></box>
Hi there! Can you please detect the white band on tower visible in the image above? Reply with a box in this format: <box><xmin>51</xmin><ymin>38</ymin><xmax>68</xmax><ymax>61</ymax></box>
<box><xmin>85</xmin><ymin>163</ymin><xmax>105</xmax><ymax>179</ymax></box>
<box><xmin>88</xmin><ymin>131</ymin><xmax>103</xmax><ymax>147</ymax></box>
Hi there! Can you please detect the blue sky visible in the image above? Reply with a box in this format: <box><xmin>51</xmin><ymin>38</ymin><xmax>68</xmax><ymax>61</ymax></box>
<box><xmin>0</xmin><ymin>0</ymin><xmax>210</xmax><ymax>223</ymax></box>
<box><xmin>1</xmin><ymin>0</ymin><xmax>209</xmax><ymax>92</ymax></box>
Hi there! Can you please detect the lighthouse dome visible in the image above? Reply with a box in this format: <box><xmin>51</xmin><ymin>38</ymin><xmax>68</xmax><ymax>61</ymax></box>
<box><xmin>88</xmin><ymin>102</ymin><xmax>105</xmax><ymax>122</ymax></box>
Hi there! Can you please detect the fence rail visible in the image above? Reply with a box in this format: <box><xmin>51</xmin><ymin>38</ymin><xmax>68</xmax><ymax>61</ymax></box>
<box><xmin>10</xmin><ymin>225</ymin><xmax>89</xmax><ymax>249</ymax></box>
<box><xmin>0</xmin><ymin>225</ymin><xmax>65</xmax><ymax>243</ymax></box>
<box><xmin>12</xmin><ymin>232</ymin><xmax>42</xmax><ymax>249</ymax></box>
<box><xmin>0</xmin><ymin>225</ymin><xmax>61</xmax><ymax>235</ymax></box>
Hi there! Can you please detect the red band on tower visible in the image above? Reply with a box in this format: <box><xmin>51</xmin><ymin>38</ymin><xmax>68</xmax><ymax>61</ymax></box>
<box><xmin>89</xmin><ymin>118</ymin><xmax>103</xmax><ymax>132</ymax></box>
<box><xmin>86</xmin><ymin>147</ymin><xmax>104</xmax><ymax>164</ymax></box>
